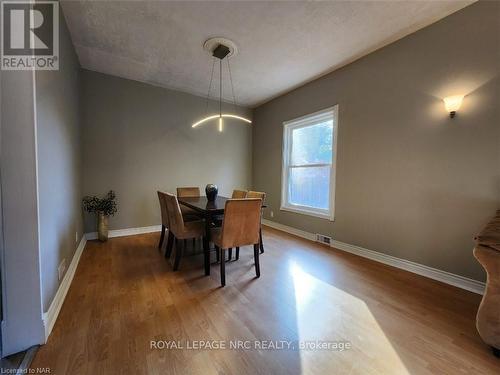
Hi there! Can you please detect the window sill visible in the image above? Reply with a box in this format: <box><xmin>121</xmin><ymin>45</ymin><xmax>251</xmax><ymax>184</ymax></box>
<box><xmin>280</xmin><ymin>205</ymin><xmax>334</xmax><ymax>221</ymax></box>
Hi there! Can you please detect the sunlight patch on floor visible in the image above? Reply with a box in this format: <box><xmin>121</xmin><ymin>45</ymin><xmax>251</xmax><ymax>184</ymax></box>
<box><xmin>289</xmin><ymin>261</ymin><xmax>410</xmax><ymax>375</ymax></box>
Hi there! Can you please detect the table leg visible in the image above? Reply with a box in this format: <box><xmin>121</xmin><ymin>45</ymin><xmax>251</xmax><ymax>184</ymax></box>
<box><xmin>203</xmin><ymin>213</ymin><xmax>211</xmax><ymax>276</ymax></box>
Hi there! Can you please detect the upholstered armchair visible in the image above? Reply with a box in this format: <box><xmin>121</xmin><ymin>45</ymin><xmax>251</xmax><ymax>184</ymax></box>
<box><xmin>473</xmin><ymin>210</ymin><xmax>500</xmax><ymax>357</ymax></box>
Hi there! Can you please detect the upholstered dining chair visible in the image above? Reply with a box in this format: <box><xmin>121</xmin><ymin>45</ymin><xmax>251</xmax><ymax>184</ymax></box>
<box><xmin>210</xmin><ymin>198</ymin><xmax>262</xmax><ymax>286</ymax></box>
<box><xmin>232</xmin><ymin>189</ymin><xmax>248</xmax><ymax>199</ymax></box>
<box><xmin>211</xmin><ymin>189</ymin><xmax>248</xmax><ymax>255</ymax></box>
<box><xmin>164</xmin><ymin>192</ymin><xmax>205</xmax><ymax>271</ymax></box>
<box><xmin>234</xmin><ymin>190</ymin><xmax>266</xmax><ymax>259</ymax></box>
<box><xmin>225</xmin><ymin>189</ymin><xmax>248</xmax><ymax>260</ymax></box>
<box><xmin>176</xmin><ymin>186</ymin><xmax>203</xmax><ymax>221</ymax></box>
<box><xmin>157</xmin><ymin>191</ymin><xmax>174</xmax><ymax>254</ymax></box>
<box><xmin>176</xmin><ymin>186</ymin><xmax>200</xmax><ymax>197</ymax></box>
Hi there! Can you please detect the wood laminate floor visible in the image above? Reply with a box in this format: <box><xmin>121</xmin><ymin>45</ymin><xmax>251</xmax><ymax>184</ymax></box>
<box><xmin>1</xmin><ymin>349</ymin><xmax>26</xmax><ymax>372</ymax></box>
<box><xmin>31</xmin><ymin>227</ymin><xmax>499</xmax><ymax>374</ymax></box>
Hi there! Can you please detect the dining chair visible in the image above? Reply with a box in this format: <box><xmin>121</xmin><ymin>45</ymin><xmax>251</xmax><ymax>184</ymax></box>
<box><xmin>221</xmin><ymin>189</ymin><xmax>248</xmax><ymax>260</ymax></box>
<box><xmin>210</xmin><ymin>190</ymin><xmax>247</xmax><ymax>235</ymax></box>
<box><xmin>232</xmin><ymin>189</ymin><xmax>248</xmax><ymax>199</ymax></box>
<box><xmin>176</xmin><ymin>186</ymin><xmax>203</xmax><ymax>221</ymax></box>
<box><xmin>234</xmin><ymin>190</ymin><xmax>266</xmax><ymax>259</ymax></box>
<box><xmin>176</xmin><ymin>187</ymin><xmax>200</xmax><ymax>197</ymax></box>
<box><xmin>210</xmin><ymin>198</ymin><xmax>262</xmax><ymax>286</ymax></box>
<box><xmin>157</xmin><ymin>191</ymin><xmax>174</xmax><ymax>254</ymax></box>
<box><xmin>164</xmin><ymin>192</ymin><xmax>205</xmax><ymax>271</ymax></box>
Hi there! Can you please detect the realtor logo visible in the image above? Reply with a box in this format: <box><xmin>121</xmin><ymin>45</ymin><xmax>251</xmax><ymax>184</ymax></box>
<box><xmin>1</xmin><ymin>1</ymin><xmax>59</xmax><ymax>70</ymax></box>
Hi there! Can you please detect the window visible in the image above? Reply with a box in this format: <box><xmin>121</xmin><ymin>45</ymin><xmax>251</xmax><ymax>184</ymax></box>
<box><xmin>281</xmin><ymin>106</ymin><xmax>338</xmax><ymax>220</ymax></box>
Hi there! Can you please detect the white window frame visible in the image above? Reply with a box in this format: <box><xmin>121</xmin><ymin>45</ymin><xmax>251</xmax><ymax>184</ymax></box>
<box><xmin>280</xmin><ymin>105</ymin><xmax>338</xmax><ymax>221</ymax></box>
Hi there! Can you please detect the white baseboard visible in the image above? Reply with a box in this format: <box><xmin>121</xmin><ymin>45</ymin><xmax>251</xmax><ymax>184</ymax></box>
<box><xmin>43</xmin><ymin>235</ymin><xmax>87</xmax><ymax>341</ymax></box>
<box><xmin>85</xmin><ymin>224</ymin><xmax>162</xmax><ymax>240</ymax></box>
<box><xmin>262</xmin><ymin>219</ymin><xmax>485</xmax><ymax>295</ymax></box>
<box><xmin>262</xmin><ymin>219</ymin><xmax>317</xmax><ymax>242</ymax></box>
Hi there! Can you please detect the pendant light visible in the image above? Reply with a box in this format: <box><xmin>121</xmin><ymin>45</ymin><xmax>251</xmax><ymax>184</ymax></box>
<box><xmin>192</xmin><ymin>38</ymin><xmax>251</xmax><ymax>132</ymax></box>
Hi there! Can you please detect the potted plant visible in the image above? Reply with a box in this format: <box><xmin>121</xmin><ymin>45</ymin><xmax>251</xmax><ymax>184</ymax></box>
<box><xmin>82</xmin><ymin>190</ymin><xmax>117</xmax><ymax>241</ymax></box>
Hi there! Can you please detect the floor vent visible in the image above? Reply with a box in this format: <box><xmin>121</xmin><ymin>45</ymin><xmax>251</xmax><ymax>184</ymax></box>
<box><xmin>316</xmin><ymin>234</ymin><xmax>332</xmax><ymax>246</ymax></box>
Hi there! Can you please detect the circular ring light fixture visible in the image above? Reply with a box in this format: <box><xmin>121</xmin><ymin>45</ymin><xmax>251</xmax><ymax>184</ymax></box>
<box><xmin>193</xmin><ymin>37</ymin><xmax>250</xmax><ymax>132</ymax></box>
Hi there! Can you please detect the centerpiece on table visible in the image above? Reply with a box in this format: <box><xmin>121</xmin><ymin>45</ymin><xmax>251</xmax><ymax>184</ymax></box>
<box><xmin>82</xmin><ymin>190</ymin><xmax>117</xmax><ymax>242</ymax></box>
<box><xmin>205</xmin><ymin>184</ymin><xmax>218</xmax><ymax>201</ymax></box>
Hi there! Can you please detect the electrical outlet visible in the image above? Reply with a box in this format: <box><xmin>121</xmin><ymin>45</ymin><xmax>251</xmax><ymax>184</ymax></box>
<box><xmin>270</xmin><ymin>211</ymin><xmax>274</xmax><ymax>218</ymax></box>
<box><xmin>58</xmin><ymin>259</ymin><xmax>67</xmax><ymax>281</ymax></box>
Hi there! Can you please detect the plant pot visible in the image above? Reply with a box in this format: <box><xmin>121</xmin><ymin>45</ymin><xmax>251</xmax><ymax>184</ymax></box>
<box><xmin>98</xmin><ymin>212</ymin><xmax>109</xmax><ymax>242</ymax></box>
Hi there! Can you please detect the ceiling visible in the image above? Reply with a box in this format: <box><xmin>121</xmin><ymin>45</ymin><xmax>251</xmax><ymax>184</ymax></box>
<box><xmin>61</xmin><ymin>0</ymin><xmax>474</xmax><ymax>108</ymax></box>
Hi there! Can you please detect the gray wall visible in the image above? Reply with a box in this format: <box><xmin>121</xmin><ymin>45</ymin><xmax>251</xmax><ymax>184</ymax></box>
<box><xmin>252</xmin><ymin>1</ymin><xmax>499</xmax><ymax>281</ymax></box>
<box><xmin>35</xmin><ymin>10</ymin><xmax>83</xmax><ymax>311</ymax></box>
<box><xmin>81</xmin><ymin>70</ymin><xmax>252</xmax><ymax>232</ymax></box>
<box><xmin>1</xmin><ymin>68</ymin><xmax>45</xmax><ymax>354</ymax></box>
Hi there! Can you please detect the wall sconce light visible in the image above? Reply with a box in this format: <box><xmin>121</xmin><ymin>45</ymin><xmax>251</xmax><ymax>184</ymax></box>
<box><xmin>443</xmin><ymin>95</ymin><xmax>464</xmax><ymax>118</ymax></box>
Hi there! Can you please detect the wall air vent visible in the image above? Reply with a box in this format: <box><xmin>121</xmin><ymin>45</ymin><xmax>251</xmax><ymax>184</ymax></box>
<box><xmin>316</xmin><ymin>234</ymin><xmax>332</xmax><ymax>246</ymax></box>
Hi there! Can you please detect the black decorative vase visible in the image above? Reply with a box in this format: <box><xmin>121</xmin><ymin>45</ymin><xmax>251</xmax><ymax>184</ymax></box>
<box><xmin>205</xmin><ymin>184</ymin><xmax>218</xmax><ymax>201</ymax></box>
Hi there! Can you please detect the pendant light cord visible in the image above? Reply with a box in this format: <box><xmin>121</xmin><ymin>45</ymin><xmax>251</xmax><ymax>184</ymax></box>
<box><xmin>205</xmin><ymin>57</ymin><xmax>216</xmax><ymax>114</ymax></box>
<box><xmin>203</xmin><ymin>49</ymin><xmax>238</xmax><ymax>119</ymax></box>
<box><xmin>219</xmin><ymin>59</ymin><xmax>222</xmax><ymax>117</ymax></box>
<box><xmin>227</xmin><ymin>58</ymin><xmax>237</xmax><ymax>110</ymax></box>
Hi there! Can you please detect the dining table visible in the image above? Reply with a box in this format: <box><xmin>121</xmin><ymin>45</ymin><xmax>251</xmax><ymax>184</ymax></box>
<box><xmin>177</xmin><ymin>195</ymin><xmax>265</xmax><ymax>276</ymax></box>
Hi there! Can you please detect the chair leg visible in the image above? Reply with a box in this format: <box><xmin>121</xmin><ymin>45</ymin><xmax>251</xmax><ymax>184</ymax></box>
<box><xmin>193</xmin><ymin>237</ymin><xmax>196</xmax><ymax>248</ymax></box>
<box><xmin>165</xmin><ymin>232</ymin><xmax>174</xmax><ymax>258</ymax></box>
<box><xmin>214</xmin><ymin>245</ymin><xmax>220</xmax><ymax>263</ymax></box>
<box><xmin>236</xmin><ymin>247</ymin><xmax>240</xmax><ymax>260</ymax></box>
<box><xmin>174</xmin><ymin>238</ymin><xmax>183</xmax><ymax>271</ymax></box>
<box><xmin>253</xmin><ymin>244</ymin><xmax>260</xmax><ymax>278</ymax></box>
<box><xmin>228</xmin><ymin>248</ymin><xmax>232</xmax><ymax>261</ymax></box>
<box><xmin>259</xmin><ymin>228</ymin><xmax>264</xmax><ymax>254</ymax></box>
<box><xmin>203</xmin><ymin>236</ymin><xmax>210</xmax><ymax>276</ymax></box>
<box><xmin>158</xmin><ymin>225</ymin><xmax>165</xmax><ymax>249</ymax></box>
<box><xmin>220</xmin><ymin>248</ymin><xmax>226</xmax><ymax>287</ymax></box>
<box><xmin>203</xmin><ymin>236</ymin><xmax>210</xmax><ymax>275</ymax></box>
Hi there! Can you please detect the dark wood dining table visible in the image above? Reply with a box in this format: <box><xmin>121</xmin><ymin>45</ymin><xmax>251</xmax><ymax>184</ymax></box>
<box><xmin>177</xmin><ymin>195</ymin><xmax>265</xmax><ymax>276</ymax></box>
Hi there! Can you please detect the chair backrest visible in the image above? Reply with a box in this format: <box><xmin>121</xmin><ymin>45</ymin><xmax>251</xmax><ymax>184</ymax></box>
<box><xmin>176</xmin><ymin>187</ymin><xmax>200</xmax><ymax>198</ymax></box>
<box><xmin>164</xmin><ymin>192</ymin><xmax>185</xmax><ymax>235</ymax></box>
<box><xmin>157</xmin><ymin>191</ymin><xmax>169</xmax><ymax>227</ymax></box>
<box><xmin>247</xmin><ymin>191</ymin><xmax>266</xmax><ymax>205</ymax></box>
<box><xmin>220</xmin><ymin>199</ymin><xmax>262</xmax><ymax>248</ymax></box>
<box><xmin>231</xmin><ymin>189</ymin><xmax>248</xmax><ymax>199</ymax></box>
